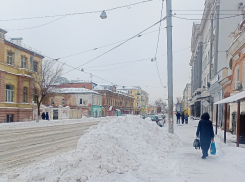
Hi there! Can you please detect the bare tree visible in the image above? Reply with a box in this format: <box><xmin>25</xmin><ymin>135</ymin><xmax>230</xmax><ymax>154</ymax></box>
<box><xmin>155</xmin><ymin>99</ymin><xmax>167</xmax><ymax>113</ymax></box>
<box><xmin>176</xmin><ymin>97</ymin><xmax>183</xmax><ymax>105</ymax></box>
<box><xmin>32</xmin><ymin>60</ymin><xmax>63</xmax><ymax>122</ymax></box>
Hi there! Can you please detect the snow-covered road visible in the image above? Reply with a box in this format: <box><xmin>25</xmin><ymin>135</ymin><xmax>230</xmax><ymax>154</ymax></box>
<box><xmin>0</xmin><ymin>119</ymin><xmax>101</xmax><ymax>171</ymax></box>
<box><xmin>0</xmin><ymin>116</ymin><xmax>245</xmax><ymax>182</ymax></box>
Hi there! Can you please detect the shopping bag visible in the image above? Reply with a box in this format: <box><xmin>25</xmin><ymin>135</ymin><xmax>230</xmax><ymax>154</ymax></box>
<box><xmin>210</xmin><ymin>142</ymin><xmax>216</xmax><ymax>155</ymax></box>
<box><xmin>193</xmin><ymin>138</ymin><xmax>200</xmax><ymax>150</ymax></box>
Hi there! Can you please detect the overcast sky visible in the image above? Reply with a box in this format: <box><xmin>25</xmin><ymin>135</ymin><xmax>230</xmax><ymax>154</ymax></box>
<box><xmin>0</xmin><ymin>0</ymin><xmax>204</xmax><ymax>104</ymax></box>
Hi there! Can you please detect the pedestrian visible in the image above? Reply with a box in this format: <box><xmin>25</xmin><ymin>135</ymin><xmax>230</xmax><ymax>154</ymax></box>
<box><xmin>45</xmin><ymin>112</ymin><xmax>49</xmax><ymax>121</ymax></box>
<box><xmin>196</xmin><ymin>112</ymin><xmax>214</xmax><ymax>159</ymax></box>
<box><xmin>176</xmin><ymin>112</ymin><xmax>180</xmax><ymax>124</ymax></box>
<box><xmin>181</xmin><ymin>112</ymin><xmax>185</xmax><ymax>124</ymax></box>
<box><xmin>41</xmin><ymin>112</ymin><xmax>45</xmax><ymax>120</ymax></box>
<box><xmin>185</xmin><ymin>113</ymin><xmax>189</xmax><ymax>124</ymax></box>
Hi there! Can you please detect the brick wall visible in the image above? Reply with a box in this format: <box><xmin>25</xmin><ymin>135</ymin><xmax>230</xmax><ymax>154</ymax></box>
<box><xmin>56</xmin><ymin>83</ymin><xmax>93</xmax><ymax>90</ymax></box>
<box><xmin>0</xmin><ymin>108</ymin><xmax>33</xmax><ymax>123</ymax></box>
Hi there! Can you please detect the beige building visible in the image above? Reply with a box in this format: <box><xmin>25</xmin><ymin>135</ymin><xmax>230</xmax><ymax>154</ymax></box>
<box><xmin>117</xmin><ymin>86</ymin><xmax>149</xmax><ymax>115</ymax></box>
<box><xmin>182</xmin><ymin>83</ymin><xmax>191</xmax><ymax>115</ymax></box>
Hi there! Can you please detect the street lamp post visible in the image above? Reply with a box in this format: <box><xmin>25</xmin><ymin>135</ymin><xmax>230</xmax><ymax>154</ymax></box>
<box><xmin>166</xmin><ymin>0</ymin><xmax>174</xmax><ymax>133</ymax></box>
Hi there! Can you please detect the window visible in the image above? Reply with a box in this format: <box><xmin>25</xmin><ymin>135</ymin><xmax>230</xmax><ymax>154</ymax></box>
<box><xmin>137</xmin><ymin>103</ymin><xmax>139</xmax><ymax>107</ymax></box>
<box><xmin>23</xmin><ymin>87</ymin><xmax>28</xmax><ymax>103</ymax></box>
<box><xmin>33</xmin><ymin>61</ymin><xmax>38</xmax><ymax>72</ymax></box>
<box><xmin>6</xmin><ymin>114</ymin><xmax>13</xmax><ymax>123</ymax></box>
<box><xmin>82</xmin><ymin>86</ymin><xmax>85</xmax><ymax>88</ymax></box>
<box><xmin>6</xmin><ymin>85</ymin><xmax>14</xmax><ymax>102</ymax></box>
<box><xmin>80</xmin><ymin>99</ymin><xmax>83</xmax><ymax>104</ymax></box>
<box><xmin>235</xmin><ymin>66</ymin><xmax>239</xmax><ymax>81</ymax></box>
<box><xmin>51</xmin><ymin>98</ymin><xmax>54</xmax><ymax>105</ymax></box>
<box><xmin>7</xmin><ymin>52</ymin><xmax>14</xmax><ymax>65</ymax></box>
<box><xmin>21</xmin><ymin>56</ymin><xmax>27</xmax><ymax>68</ymax></box>
<box><xmin>62</xmin><ymin>99</ymin><xmax>65</xmax><ymax>105</ymax></box>
<box><xmin>33</xmin><ymin>94</ymin><xmax>37</xmax><ymax>103</ymax></box>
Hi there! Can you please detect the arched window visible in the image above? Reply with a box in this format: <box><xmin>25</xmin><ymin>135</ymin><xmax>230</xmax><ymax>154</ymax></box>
<box><xmin>23</xmin><ymin>87</ymin><xmax>28</xmax><ymax>103</ymax></box>
<box><xmin>6</xmin><ymin>85</ymin><xmax>14</xmax><ymax>102</ymax></box>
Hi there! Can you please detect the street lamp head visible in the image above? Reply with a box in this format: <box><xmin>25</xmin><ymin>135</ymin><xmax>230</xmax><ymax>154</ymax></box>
<box><xmin>100</xmin><ymin>11</ymin><xmax>107</xmax><ymax>19</ymax></box>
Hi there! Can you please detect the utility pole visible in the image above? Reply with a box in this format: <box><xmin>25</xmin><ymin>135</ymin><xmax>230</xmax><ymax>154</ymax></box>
<box><xmin>166</xmin><ymin>0</ymin><xmax>174</xmax><ymax>133</ymax></box>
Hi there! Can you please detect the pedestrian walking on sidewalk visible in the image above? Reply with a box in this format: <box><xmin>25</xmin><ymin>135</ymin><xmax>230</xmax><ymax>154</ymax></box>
<box><xmin>176</xmin><ymin>112</ymin><xmax>180</xmax><ymax>124</ymax></box>
<box><xmin>185</xmin><ymin>113</ymin><xmax>189</xmax><ymax>124</ymax></box>
<box><xmin>196</xmin><ymin>112</ymin><xmax>214</xmax><ymax>159</ymax></box>
<box><xmin>181</xmin><ymin>112</ymin><xmax>185</xmax><ymax>124</ymax></box>
<box><xmin>45</xmin><ymin>112</ymin><xmax>49</xmax><ymax>121</ymax></box>
<box><xmin>41</xmin><ymin>112</ymin><xmax>45</xmax><ymax>120</ymax></box>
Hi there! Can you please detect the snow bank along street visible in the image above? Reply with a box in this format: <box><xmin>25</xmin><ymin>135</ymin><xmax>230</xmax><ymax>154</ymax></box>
<box><xmin>1</xmin><ymin>116</ymin><xmax>245</xmax><ymax>182</ymax></box>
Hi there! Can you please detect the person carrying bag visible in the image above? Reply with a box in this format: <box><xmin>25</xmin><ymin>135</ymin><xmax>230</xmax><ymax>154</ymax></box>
<box><xmin>196</xmin><ymin>112</ymin><xmax>215</xmax><ymax>159</ymax></box>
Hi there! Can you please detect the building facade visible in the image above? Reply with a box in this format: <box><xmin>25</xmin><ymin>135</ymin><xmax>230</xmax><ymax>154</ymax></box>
<box><xmin>117</xmin><ymin>86</ymin><xmax>149</xmax><ymax>115</ymax></box>
<box><xmin>221</xmin><ymin>19</ymin><xmax>245</xmax><ymax>131</ymax></box>
<box><xmin>0</xmin><ymin>28</ymin><xmax>44</xmax><ymax>123</ymax></box>
<box><xmin>94</xmin><ymin>85</ymin><xmax>134</xmax><ymax>116</ymax></box>
<box><xmin>42</xmin><ymin>88</ymin><xmax>102</xmax><ymax>118</ymax></box>
<box><xmin>190</xmin><ymin>0</ymin><xmax>244</xmax><ymax>120</ymax></box>
<box><xmin>182</xmin><ymin>83</ymin><xmax>191</xmax><ymax>115</ymax></box>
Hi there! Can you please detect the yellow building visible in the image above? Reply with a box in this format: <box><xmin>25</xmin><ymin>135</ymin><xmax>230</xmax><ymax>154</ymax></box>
<box><xmin>182</xmin><ymin>83</ymin><xmax>191</xmax><ymax>116</ymax></box>
<box><xmin>117</xmin><ymin>86</ymin><xmax>149</xmax><ymax>115</ymax></box>
<box><xmin>0</xmin><ymin>28</ymin><xmax>44</xmax><ymax>123</ymax></box>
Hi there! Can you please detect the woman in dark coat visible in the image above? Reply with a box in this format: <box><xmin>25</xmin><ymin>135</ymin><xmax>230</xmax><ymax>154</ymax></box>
<box><xmin>196</xmin><ymin>112</ymin><xmax>214</xmax><ymax>159</ymax></box>
<box><xmin>181</xmin><ymin>112</ymin><xmax>185</xmax><ymax>124</ymax></box>
<box><xmin>41</xmin><ymin>112</ymin><xmax>45</xmax><ymax>120</ymax></box>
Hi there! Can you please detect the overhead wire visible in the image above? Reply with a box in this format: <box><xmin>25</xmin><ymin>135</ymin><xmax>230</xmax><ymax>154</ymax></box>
<box><xmin>0</xmin><ymin>0</ymin><xmax>154</xmax><ymax>22</ymax></box>
<box><xmin>153</xmin><ymin>0</ymin><xmax>165</xmax><ymax>89</ymax></box>
<box><xmin>173</xmin><ymin>14</ymin><xmax>243</xmax><ymax>21</ymax></box>
<box><xmin>61</xmin><ymin>16</ymin><xmax>167</xmax><ymax>76</ymax></box>
<box><xmin>5</xmin><ymin>16</ymin><xmax>67</xmax><ymax>31</ymax></box>
<box><xmin>58</xmin><ymin>27</ymin><xmax>166</xmax><ymax>60</ymax></box>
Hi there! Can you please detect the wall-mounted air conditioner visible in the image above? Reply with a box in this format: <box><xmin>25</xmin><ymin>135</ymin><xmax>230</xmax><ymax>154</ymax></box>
<box><xmin>234</xmin><ymin>81</ymin><xmax>242</xmax><ymax>90</ymax></box>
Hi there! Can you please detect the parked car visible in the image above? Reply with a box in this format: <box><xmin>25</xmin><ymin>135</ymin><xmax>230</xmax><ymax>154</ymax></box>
<box><xmin>148</xmin><ymin>115</ymin><xmax>160</xmax><ymax>122</ymax></box>
<box><xmin>158</xmin><ymin>114</ymin><xmax>166</xmax><ymax>123</ymax></box>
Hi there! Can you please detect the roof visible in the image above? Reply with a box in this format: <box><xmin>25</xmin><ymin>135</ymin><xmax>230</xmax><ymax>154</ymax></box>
<box><xmin>214</xmin><ymin>91</ymin><xmax>245</xmax><ymax>105</ymax></box>
<box><xmin>4</xmin><ymin>39</ymin><xmax>45</xmax><ymax>58</ymax></box>
<box><xmin>55</xmin><ymin>88</ymin><xmax>101</xmax><ymax>95</ymax></box>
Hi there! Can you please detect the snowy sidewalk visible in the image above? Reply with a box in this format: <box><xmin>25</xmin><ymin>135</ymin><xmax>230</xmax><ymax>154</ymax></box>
<box><xmin>170</xmin><ymin>118</ymin><xmax>245</xmax><ymax>182</ymax></box>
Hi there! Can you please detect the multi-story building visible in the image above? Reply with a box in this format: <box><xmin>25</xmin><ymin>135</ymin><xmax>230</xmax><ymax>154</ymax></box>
<box><xmin>117</xmin><ymin>86</ymin><xmax>149</xmax><ymax>115</ymax></box>
<box><xmin>190</xmin><ymin>0</ymin><xmax>243</xmax><ymax>120</ymax></box>
<box><xmin>0</xmin><ymin>28</ymin><xmax>44</xmax><ymax>123</ymax></box>
<box><xmin>42</xmin><ymin>88</ymin><xmax>102</xmax><ymax>117</ymax></box>
<box><xmin>182</xmin><ymin>83</ymin><xmax>191</xmax><ymax>115</ymax></box>
<box><xmin>94</xmin><ymin>85</ymin><xmax>134</xmax><ymax>116</ymax></box>
<box><xmin>219</xmin><ymin>19</ymin><xmax>245</xmax><ymax>132</ymax></box>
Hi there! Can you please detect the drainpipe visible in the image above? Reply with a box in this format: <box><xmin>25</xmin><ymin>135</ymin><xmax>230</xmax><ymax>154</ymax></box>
<box><xmin>209</xmin><ymin>14</ymin><xmax>213</xmax><ymax>80</ymax></box>
<box><xmin>214</xmin><ymin>0</ymin><xmax>220</xmax><ymax>75</ymax></box>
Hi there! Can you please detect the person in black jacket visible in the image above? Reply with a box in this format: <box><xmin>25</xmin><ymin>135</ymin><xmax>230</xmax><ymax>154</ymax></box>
<box><xmin>41</xmin><ymin>112</ymin><xmax>45</xmax><ymax>120</ymax></box>
<box><xmin>181</xmin><ymin>112</ymin><xmax>185</xmax><ymax>124</ymax></box>
<box><xmin>176</xmin><ymin>112</ymin><xmax>180</xmax><ymax>124</ymax></box>
<box><xmin>196</xmin><ymin>112</ymin><xmax>214</xmax><ymax>159</ymax></box>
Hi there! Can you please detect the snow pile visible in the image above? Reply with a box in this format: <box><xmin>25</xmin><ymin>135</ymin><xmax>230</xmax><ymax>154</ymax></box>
<box><xmin>13</xmin><ymin>115</ymin><xmax>179</xmax><ymax>182</ymax></box>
